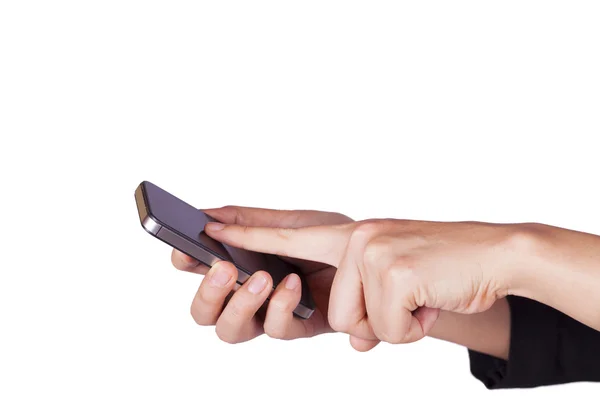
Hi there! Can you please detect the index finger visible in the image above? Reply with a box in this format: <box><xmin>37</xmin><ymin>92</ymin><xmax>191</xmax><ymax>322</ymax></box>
<box><xmin>204</xmin><ymin>206</ymin><xmax>350</xmax><ymax>228</ymax></box>
<box><xmin>203</xmin><ymin>206</ymin><xmax>295</xmax><ymax>226</ymax></box>
<box><xmin>204</xmin><ymin>222</ymin><xmax>353</xmax><ymax>266</ymax></box>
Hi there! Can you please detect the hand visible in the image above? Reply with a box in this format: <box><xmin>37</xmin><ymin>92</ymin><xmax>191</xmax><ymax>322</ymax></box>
<box><xmin>171</xmin><ymin>206</ymin><xmax>366</xmax><ymax>346</ymax></box>
<box><xmin>205</xmin><ymin>218</ymin><xmax>529</xmax><ymax>345</ymax></box>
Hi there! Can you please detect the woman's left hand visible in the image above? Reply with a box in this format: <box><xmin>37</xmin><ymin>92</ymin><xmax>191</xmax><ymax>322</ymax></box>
<box><xmin>171</xmin><ymin>206</ymin><xmax>356</xmax><ymax>345</ymax></box>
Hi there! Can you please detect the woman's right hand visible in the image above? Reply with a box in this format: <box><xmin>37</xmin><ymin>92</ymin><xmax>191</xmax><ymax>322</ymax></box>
<box><xmin>205</xmin><ymin>216</ymin><xmax>530</xmax><ymax>347</ymax></box>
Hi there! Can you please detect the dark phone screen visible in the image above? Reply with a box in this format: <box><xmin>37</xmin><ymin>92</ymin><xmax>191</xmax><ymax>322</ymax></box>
<box><xmin>142</xmin><ymin>181</ymin><xmax>308</xmax><ymax>294</ymax></box>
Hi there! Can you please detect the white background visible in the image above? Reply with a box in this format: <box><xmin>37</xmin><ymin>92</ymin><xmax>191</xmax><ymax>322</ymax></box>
<box><xmin>1</xmin><ymin>1</ymin><xmax>599</xmax><ymax>398</ymax></box>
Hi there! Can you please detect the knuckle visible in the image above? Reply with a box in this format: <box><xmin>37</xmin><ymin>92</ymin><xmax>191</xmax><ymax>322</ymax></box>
<box><xmin>373</xmin><ymin>321</ymin><xmax>406</xmax><ymax>344</ymax></box>
<box><xmin>351</xmin><ymin>219</ymin><xmax>383</xmax><ymax>242</ymax></box>
<box><xmin>190</xmin><ymin>303</ymin><xmax>215</xmax><ymax>327</ymax></box>
<box><xmin>215</xmin><ymin>325</ymin><xmax>239</xmax><ymax>344</ymax></box>
<box><xmin>327</xmin><ymin>212</ymin><xmax>353</xmax><ymax>223</ymax></box>
<box><xmin>393</xmin><ymin>254</ymin><xmax>414</xmax><ymax>268</ymax></box>
<box><xmin>198</xmin><ymin>277</ymin><xmax>229</xmax><ymax>305</ymax></box>
<box><xmin>264</xmin><ymin>322</ymin><xmax>289</xmax><ymax>340</ymax></box>
<box><xmin>196</xmin><ymin>287</ymin><xmax>216</xmax><ymax>306</ymax></box>
<box><xmin>269</xmin><ymin>297</ymin><xmax>294</xmax><ymax>314</ymax></box>
<box><xmin>363</xmin><ymin>236</ymin><xmax>393</xmax><ymax>267</ymax></box>
<box><xmin>226</xmin><ymin>301</ymin><xmax>248</xmax><ymax>319</ymax></box>
<box><xmin>241</xmin><ymin>224</ymin><xmax>251</xmax><ymax>235</ymax></box>
<box><xmin>378</xmin><ymin>330</ymin><xmax>405</xmax><ymax>345</ymax></box>
<box><xmin>328</xmin><ymin>312</ymin><xmax>351</xmax><ymax>333</ymax></box>
<box><xmin>229</xmin><ymin>288</ymin><xmax>264</xmax><ymax>317</ymax></box>
<box><xmin>191</xmin><ymin>313</ymin><xmax>210</xmax><ymax>327</ymax></box>
<box><xmin>220</xmin><ymin>205</ymin><xmax>244</xmax><ymax>224</ymax></box>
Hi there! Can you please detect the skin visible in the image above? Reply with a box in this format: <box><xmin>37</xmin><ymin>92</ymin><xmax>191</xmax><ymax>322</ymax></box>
<box><xmin>172</xmin><ymin>207</ymin><xmax>353</xmax><ymax>347</ymax></box>
<box><xmin>172</xmin><ymin>206</ymin><xmax>600</xmax><ymax>360</ymax></box>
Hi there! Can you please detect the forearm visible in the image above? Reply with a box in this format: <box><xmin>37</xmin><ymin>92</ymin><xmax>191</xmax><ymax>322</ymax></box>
<box><xmin>509</xmin><ymin>223</ymin><xmax>600</xmax><ymax>332</ymax></box>
<box><xmin>428</xmin><ymin>298</ymin><xmax>510</xmax><ymax>360</ymax></box>
<box><xmin>428</xmin><ymin>224</ymin><xmax>600</xmax><ymax>361</ymax></box>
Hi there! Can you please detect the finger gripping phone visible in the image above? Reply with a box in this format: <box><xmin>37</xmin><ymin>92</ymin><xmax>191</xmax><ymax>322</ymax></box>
<box><xmin>134</xmin><ymin>181</ymin><xmax>315</xmax><ymax>319</ymax></box>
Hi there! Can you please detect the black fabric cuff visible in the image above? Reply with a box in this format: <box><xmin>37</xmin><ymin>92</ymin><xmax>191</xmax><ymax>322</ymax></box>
<box><xmin>468</xmin><ymin>295</ymin><xmax>567</xmax><ymax>389</ymax></box>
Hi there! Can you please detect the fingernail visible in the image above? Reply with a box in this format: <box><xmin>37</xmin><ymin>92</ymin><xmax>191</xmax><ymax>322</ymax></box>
<box><xmin>247</xmin><ymin>275</ymin><xmax>268</xmax><ymax>294</ymax></box>
<box><xmin>209</xmin><ymin>266</ymin><xmax>232</xmax><ymax>288</ymax></box>
<box><xmin>205</xmin><ymin>222</ymin><xmax>225</xmax><ymax>231</ymax></box>
<box><xmin>285</xmin><ymin>274</ymin><xmax>300</xmax><ymax>290</ymax></box>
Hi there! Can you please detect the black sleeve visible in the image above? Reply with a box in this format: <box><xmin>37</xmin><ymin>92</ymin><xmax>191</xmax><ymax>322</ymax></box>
<box><xmin>468</xmin><ymin>295</ymin><xmax>600</xmax><ymax>389</ymax></box>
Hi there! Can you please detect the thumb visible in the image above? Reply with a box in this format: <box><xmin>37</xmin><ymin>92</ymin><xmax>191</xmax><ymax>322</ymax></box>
<box><xmin>401</xmin><ymin>307</ymin><xmax>441</xmax><ymax>343</ymax></box>
<box><xmin>349</xmin><ymin>335</ymin><xmax>380</xmax><ymax>352</ymax></box>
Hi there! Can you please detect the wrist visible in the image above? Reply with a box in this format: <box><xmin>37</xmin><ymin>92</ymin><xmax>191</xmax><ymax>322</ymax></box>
<box><xmin>500</xmin><ymin>222</ymin><xmax>552</xmax><ymax>300</ymax></box>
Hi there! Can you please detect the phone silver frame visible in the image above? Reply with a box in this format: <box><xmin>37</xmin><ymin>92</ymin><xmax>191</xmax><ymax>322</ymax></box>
<box><xmin>135</xmin><ymin>185</ymin><xmax>314</xmax><ymax>320</ymax></box>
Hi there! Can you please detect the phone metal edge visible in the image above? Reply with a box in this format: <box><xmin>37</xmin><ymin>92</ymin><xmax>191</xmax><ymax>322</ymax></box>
<box><xmin>135</xmin><ymin>183</ymin><xmax>161</xmax><ymax>235</ymax></box>
<box><xmin>158</xmin><ymin>223</ymin><xmax>314</xmax><ymax>319</ymax></box>
<box><xmin>135</xmin><ymin>183</ymin><xmax>314</xmax><ymax>320</ymax></box>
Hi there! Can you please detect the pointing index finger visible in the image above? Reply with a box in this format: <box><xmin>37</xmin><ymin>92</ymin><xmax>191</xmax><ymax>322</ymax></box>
<box><xmin>204</xmin><ymin>222</ymin><xmax>352</xmax><ymax>266</ymax></box>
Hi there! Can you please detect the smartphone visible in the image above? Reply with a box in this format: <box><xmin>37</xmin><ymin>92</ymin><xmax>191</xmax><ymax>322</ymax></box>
<box><xmin>134</xmin><ymin>181</ymin><xmax>315</xmax><ymax>319</ymax></box>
